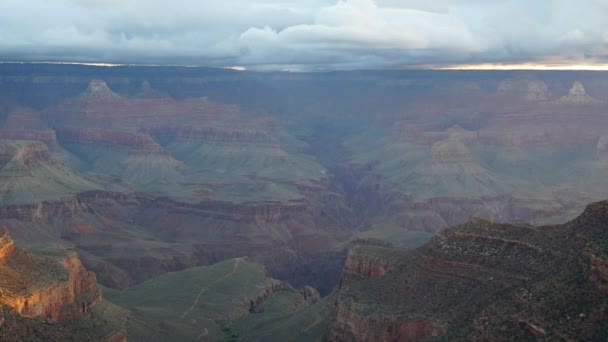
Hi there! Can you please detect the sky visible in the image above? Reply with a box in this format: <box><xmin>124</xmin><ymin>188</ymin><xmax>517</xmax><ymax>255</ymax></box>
<box><xmin>1</xmin><ymin>0</ymin><xmax>607</xmax><ymax>71</ymax></box>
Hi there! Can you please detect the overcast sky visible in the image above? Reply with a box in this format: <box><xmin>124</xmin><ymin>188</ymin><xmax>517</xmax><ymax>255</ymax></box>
<box><xmin>1</xmin><ymin>0</ymin><xmax>607</xmax><ymax>70</ymax></box>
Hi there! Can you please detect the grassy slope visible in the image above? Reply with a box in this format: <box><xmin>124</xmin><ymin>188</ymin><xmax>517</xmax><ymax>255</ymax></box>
<box><xmin>104</xmin><ymin>258</ymin><xmax>285</xmax><ymax>342</ymax></box>
<box><xmin>233</xmin><ymin>296</ymin><xmax>333</xmax><ymax>342</ymax></box>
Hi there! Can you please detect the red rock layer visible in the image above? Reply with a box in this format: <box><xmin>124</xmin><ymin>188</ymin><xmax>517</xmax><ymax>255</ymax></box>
<box><xmin>0</xmin><ymin>230</ymin><xmax>15</xmax><ymax>263</ymax></box>
<box><xmin>0</xmin><ymin>231</ymin><xmax>102</xmax><ymax>322</ymax></box>
<box><xmin>4</xmin><ymin>252</ymin><xmax>101</xmax><ymax>322</ymax></box>
<box><xmin>584</xmin><ymin>249</ymin><xmax>608</xmax><ymax>294</ymax></box>
<box><xmin>330</xmin><ymin>299</ymin><xmax>445</xmax><ymax>342</ymax></box>
<box><xmin>340</xmin><ymin>245</ymin><xmax>401</xmax><ymax>287</ymax></box>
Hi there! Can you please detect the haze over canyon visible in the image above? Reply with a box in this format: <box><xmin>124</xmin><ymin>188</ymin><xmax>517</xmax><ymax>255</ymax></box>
<box><xmin>0</xmin><ymin>63</ymin><xmax>605</xmax><ymax>341</ymax></box>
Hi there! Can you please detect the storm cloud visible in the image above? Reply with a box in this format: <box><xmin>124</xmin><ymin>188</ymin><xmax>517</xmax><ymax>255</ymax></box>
<box><xmin>1</xmin><ymin>0</ymin><xmax>607</xmax><ymax>70</ymax></box>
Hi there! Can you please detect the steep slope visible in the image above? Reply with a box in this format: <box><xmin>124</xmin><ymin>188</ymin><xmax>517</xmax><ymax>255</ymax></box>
<box><xmin>3</xmin><ymin>66</ymin><xmax>608</xmax><ymax>338</ymax></box>
<box><xmin>0</xmin><ymin>80</ymin><xmax>351</xmax><ymax>295</ymax></box>
<box><xmin>41</xmin><ymin>79</ymin><xmax>329</xmax><ymax>205</ymax></box>
<box><xmin>104</xmin><ymin>258</ymin><xmax>317</xmax><ymax>341</ymax></box>
<box><xmin>0</xmin><ymin>229</ymin><xmax>128</xmax><ymax>341</ymax></box>
<box><xmin>328</xmin><ymin>201</ymin><xmax>608</xmax><ymax>341</ymax></box>
<box><xmin>0</xmin><ymin>140</ymin><xmax>101</xmax><ymax>206</ymax></box>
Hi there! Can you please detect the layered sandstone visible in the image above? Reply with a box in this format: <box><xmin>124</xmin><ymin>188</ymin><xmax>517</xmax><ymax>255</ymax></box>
<box><xmin>0</xmin><ymin>230</ymin><xmax>15</xmax><ymax>263</ymax></box>
<box><xmin>0</xmin><ymin>140</ymin><xmax>51</xmax><ymax>167</ymax></box>
<box><xmin>0</xmin><ymin>231</ymin><xmax>101</xmax><ymax>322</ymax></box>
<box><xmin>340</xmin><ymin>245</ymin><xmax>404</xmax><ymax>287</ymax></box>
<box><xmin>329</xmin><ymin>301</ymin><xmax>445</xmax><ymax>342</ymax></box>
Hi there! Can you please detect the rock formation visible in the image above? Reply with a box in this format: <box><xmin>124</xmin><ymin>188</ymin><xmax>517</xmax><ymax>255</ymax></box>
<box><xmin>0</xmin><ymin>230</ymin><xmax>15</xmax><ymax>263</ymax></box>
<box><xmin>328</xmin><ymin>201</ymin><xmax>608</xmax><ymax>341</ymax></box>
<box><xmin>556</xmin><ymin>81</ymin><xmax>602</xmax><ymax>105</ymax></box>
<box><xmin>0</xmin><ymin>230</ymin><xmax>101</xmax><ymax>321</ymax></box>
<box><xmin>1</xmin><ymin>65</ymin><xmax>608</xmax><ymax>341</ymax></box>
<box><xmin>0</xmin><ymin>228</ymin><xmax>129</xmax><ymax>341</ymax></box>
<box><xmin>524</xmin><ymin>80</ymin><xmax>550</xmax><ymax>102</ymax></box>
<box><xmin>339</xmin><ymin>245</ymin><xmax>404</xmax><ymax>286</ymax></box>
<box><xmin>79</xmin><ymin>80</ymin><xmax>121</xmax><ymax>100</ymax></box>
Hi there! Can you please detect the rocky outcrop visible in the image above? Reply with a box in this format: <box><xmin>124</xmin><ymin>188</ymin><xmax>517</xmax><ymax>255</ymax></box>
<box><xmin>79</xmin><ymin>80</ymin><xmax>121</xmax><ymax>100</ymax></box>
<box><xmin>329</xmin><ymin>299</ymin><xmax>445</xmax><ymax>342</ymax></box>
<box><xmin>0</xmin><ymin>232</ymin><xmax>101</xmax><ymax>322</ymax></box>
<box><xmin>584</xmin><ymin>250</ymin><xmax>608</xmax><ymax>294</ymax></box>
<box><xmin>299</xmin><ymin>286</ymin><xmax>321</xmax><ymax>306</ymax></box>
<box><xmin>0</xmin><ymin>140</ymin><xmax>51</xmax><ymax>167</ymax></box>
<box><xmin>340</xmin><ymin>245</ymin><xmax>403</xmax><ymax>287</ymax></box>
<box><xmin>248</xmin><ymin>281</ymin><xmax>291</xmax><ymax>314</ymax></box>
<box><xmin>556</xmin><ymin>81</ymin><xmax>602</xmax><ymax>105</ymax></box>
<box><xmin>0</xmin><ymin>230</ymin><xmax>15</xmax><ymax>263</ymax></box>
<box><xmin>328</xmin><ymin>201</ymin><xmax>608</xmax><ymax>341</ymax></box>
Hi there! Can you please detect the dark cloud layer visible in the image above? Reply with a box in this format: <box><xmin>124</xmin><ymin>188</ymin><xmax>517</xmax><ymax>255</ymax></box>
<box><xmin>1</xmin><ymin>0</ymin><xmax>607</xmax><ymax>70</ymax></box>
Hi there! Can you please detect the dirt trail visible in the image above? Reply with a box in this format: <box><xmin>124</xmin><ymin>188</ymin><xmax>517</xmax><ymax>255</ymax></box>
<box><xmin>181</xmin><ymin>258</ymin><xmax>242</xmax><ymax>319</ymax></box>
<box><xmin>196</xmin><ymin>328</ymin><xmax>209</xmax><ymax>340</ymax></box>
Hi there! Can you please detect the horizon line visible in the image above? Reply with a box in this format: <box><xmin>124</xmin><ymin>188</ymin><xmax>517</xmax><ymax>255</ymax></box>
<box><xmin>2</xmin><ymin>60</ymin><xmax>608</xmax><ymax>72</ymax></box>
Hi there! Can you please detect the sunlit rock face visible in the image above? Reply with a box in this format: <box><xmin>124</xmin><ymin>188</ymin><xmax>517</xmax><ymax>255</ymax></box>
<box><xmin>0</xmin><ymin>230</ymin><xmax>15</xmax><ymax>263</ymax></box>
<box><xmin>0</xmin><ymin>230</ymin><xmax>101</xmax><ymax>322</ymax></box>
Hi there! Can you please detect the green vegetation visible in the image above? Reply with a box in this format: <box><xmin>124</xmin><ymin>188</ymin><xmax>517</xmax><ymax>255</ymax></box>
<box><xmin>233</xmin><ymin>296</ymin><xmax>332</xmax><ymax>342</ymax></box>
<box><xmin>103</xmin><ymin>258</ymin><xmax>285</xmax><ymax>342</ymax></box>
<box><xmin>222</xmin><ymin>325</ymin><xmax>239</xmax><ymax>342</ymax></box>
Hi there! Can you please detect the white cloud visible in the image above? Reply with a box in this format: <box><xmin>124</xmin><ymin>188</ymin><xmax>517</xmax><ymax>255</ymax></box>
<box><xmin>0</xmin><ymin>0</ymin><xmax>607</xmax><ymax>70</ymax></box>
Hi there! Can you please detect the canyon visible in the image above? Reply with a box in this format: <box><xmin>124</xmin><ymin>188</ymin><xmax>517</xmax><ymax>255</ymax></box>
<box><xmin>0</xmin><ymin>64</ymin><xmax>608</xmax><ymax>340</ymax></box>
<box><xmin>232</xmin><ymin>200</ymin><xmax>608</xmax><ymax>341</ymax></box>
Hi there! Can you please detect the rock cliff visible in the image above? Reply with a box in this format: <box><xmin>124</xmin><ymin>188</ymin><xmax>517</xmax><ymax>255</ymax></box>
<box><xmin>340</xmin><ymin>245</ymin><xmax>404</xmax><ymax>287</ymax></box>
<box><xmin>0</xmin><ymin>230</ymin><xmax>15</xmax><ymax>263</ymax></box>
<box><xmin>0</xmin><ymin>228</ymin><xmax>129</xmax><ymax>341</ymax></box>
<box><xmin>0</xmin><ymin>230</ymin><xmax>101</xmax><ymax>321</ymax></box>
<box><xmin>328</xmin><ymin>201</ymin><xmax>608</xmax><ymax>341</ymax></box>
